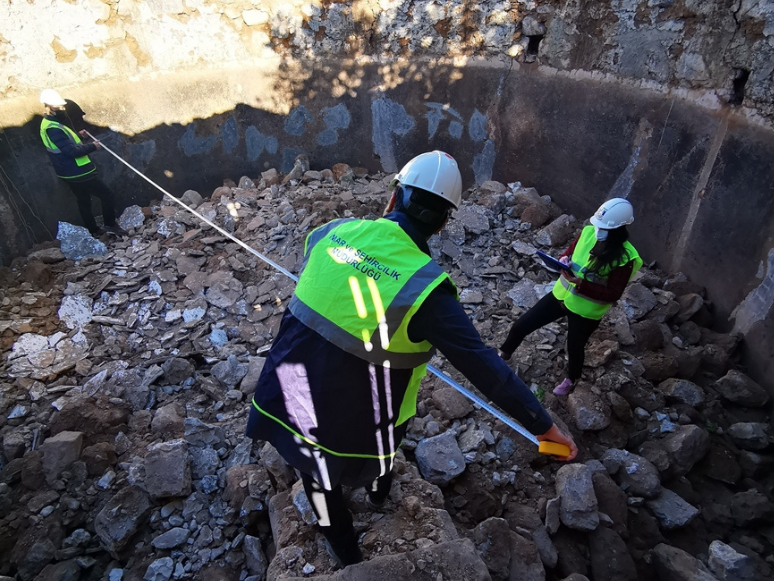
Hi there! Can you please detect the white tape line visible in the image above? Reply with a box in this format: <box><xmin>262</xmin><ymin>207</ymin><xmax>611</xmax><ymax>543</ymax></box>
<box><xmin>88</xmin><ymin>131</ymin><xmax>538</xmax><ymax>446</ymax></box>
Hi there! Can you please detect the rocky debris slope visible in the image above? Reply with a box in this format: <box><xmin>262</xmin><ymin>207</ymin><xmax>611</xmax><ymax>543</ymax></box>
<box><xmin>1</xmin><ymin>160</ymin><xmax>772</xmax><ymax>581</ymax></box>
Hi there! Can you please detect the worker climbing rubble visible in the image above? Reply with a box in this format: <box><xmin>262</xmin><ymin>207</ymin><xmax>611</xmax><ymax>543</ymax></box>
<box><xmin>243</xmin><ymin>151</ymin><xmax>577</xmax><ymax>567</ymax></box>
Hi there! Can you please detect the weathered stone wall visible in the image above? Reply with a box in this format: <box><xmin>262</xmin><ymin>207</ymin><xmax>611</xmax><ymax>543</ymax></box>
<box><xmin>1</xmin><ymin>0</ymin><xmax>773</xmax><ymax>388</ymax></box>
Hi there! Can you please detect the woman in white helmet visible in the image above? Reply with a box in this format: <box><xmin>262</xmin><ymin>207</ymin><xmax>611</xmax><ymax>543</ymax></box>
<box><xmin>500</xmin><ymin>198</ymin><xmax>643</xmax><ymax>396</ymax></box>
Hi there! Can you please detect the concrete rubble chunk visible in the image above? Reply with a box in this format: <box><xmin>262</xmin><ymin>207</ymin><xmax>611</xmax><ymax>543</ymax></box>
<box><xmin>646</xmin><ymin>488</ymin><xmax>700</xmax><ymax>529</ymax></box>
<box><xmin>713</xmin><ymin>370</ymin><xmax>770</xmax><ymax>407</ymax></box>
<box><xmin>180</xmin><ymin>190</ymin><xmax>203</xmax><ymax>208</ymax></box>
<box><xmin>509</xmin><ymin>531</ymin><xmax>546</xmax><ymax>581</ymax></box>
<box><xmin>454</xmin><ymin>205</ymin><xmax>490</xmax><ymax>235</ymax></box>
<box><xmin>729</xmin><ymin>490</ymin><xmax>773</xmax><ymax>526</ymax></box>
<box><xmin>415</xmin><ymin>431</ymin><xmax>466</xmax><ymax>485</ymax></box>
<box><xmin>555</xmin><ymin>463</ymin><xmax>599</xmax><ymax>531</ymax></box>
<box><xmin>56</xmin><ymin>222</ymin><xmax>108</xmax><ymax>260</ymax></box>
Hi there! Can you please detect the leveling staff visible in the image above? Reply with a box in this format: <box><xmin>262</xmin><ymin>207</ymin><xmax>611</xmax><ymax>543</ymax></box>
<box><xmin>245</xmin><ymin>151</ymin><xmax>577</xmax><ymax>568</ymax></box>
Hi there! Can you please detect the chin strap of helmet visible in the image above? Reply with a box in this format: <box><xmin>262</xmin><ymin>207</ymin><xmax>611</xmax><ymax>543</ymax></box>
<box><xmin>399</xmin><ymin>185</ymin><xmax>448</xmax><ymax>225</ymax></box>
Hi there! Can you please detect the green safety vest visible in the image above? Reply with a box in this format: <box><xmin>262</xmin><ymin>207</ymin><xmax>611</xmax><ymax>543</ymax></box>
<box><xmin>39</xmin><ymin>118</ymin><xmax>95</xmax><ymax>179</ymax></box>
<box><xmin>552</xmin><ymin>225</ymin><xmax>642</xmax><ymax>320</ymax></box>
<box><xmin>288</xmin><ymin>217</ymin><xmax>456</xmax><ymax>424</ymax></box>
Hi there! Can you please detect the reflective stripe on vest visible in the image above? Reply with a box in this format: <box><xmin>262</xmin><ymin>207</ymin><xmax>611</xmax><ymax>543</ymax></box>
<box><xmin>290</xmin><ymin>218</ymin><xmax>455</xmax><ymax>370</ymax></box>
<box><xmin>40</xmin><ymin>118</ymin><xmax>94</xmax><ymax>176</ymax></box>
<box><xmin>552</xmin><ymin>225</ymin><xmax>642</xmax><ymax>319</ymax></box>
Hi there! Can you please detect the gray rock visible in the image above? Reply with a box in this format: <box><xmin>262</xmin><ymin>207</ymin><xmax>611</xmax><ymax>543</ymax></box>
<box><xmin>144</xmin><ymin>439</ymin><xmax>191</xmax><ymax>499</ymax></box>
<box><xmin>189</xmin><ymin>446</ymin><xmax>220</xmax><ymax>479</ymax></box>
<box><xmin>646</xmin><ymin>488</ymin><xmax>699</xmax><ymax>529</ymax></box>
<box><xmin>211</xmin><ymin>354</ymin><xmax>248</xmax><ymax>387</ymax></box>
<box><xmin>713</xmin><ymin>370</ymin><xmax>770</xmax><ymax>407</ymax></box>
<box><xmin>509</xmin><ymin>531</ymin><xmax>546</xmax><ymax>581</ymax></box>
<box><xmin>601</xmin><ymin>449</ymin><xmax>662</xmax><ymax>498</ymax></box>
<box><xmin>27</xmin><ymin>247</ymin><xmax>66</xmax><ymax>264</ymax></box>
<box><xmin>674</xmin><ymin>293</ymin><xmax>704</xmax><ymax>323</ymax></box>
<box><xmin>291</xmin><ymin>480</ymin><xmax>316</xmax><ymax>525</ymax></box>
<box><xmin>151</xmin><ymin>404</ymin><xmax>184</xmax><ymax>436</ymax></box>
<box><xmin>260</xmin><ymin>442</ymin><xmax>295</xmax><ymax>490</ymax></box>
<box><xmin>531</xmin><ymin>525</ymin><xmax>558</xmax><ymax>569</ymax></box>
<box><xmin>535</xmin><ymin>214</ymin><xmax>574</xmax><ymax>247</ymax></box>
<box><xmin>545</xmin><ymin>496</ymin><xmax>561</xmax><ymax>534</ymax></box>
<box><xmin>415</xmin><ymin>431</ymin><xmax>466</xmax><ymax>485</ymax></box>
<box><xmin>57</xmin><ymin>222</ymin><xmax>107</xmax><ymax>260</ymax></box>
<box><xmin>184</xmin><ymin>418</ymin><xmax>225</xmax><ymax>448</ymax></box>
<box><xmin>181</xmin><ymin>190</ymin><xmax>204</xmax><ymax>208</ymax></box>
<box><xmin>144</xmin><ymin>557</ymin><xmax>173</xmax><ymax>581</ymax></box>
<box><xmin>567</xmin><ymin>389</ymin><xmax>611</xmax><ymax>431</ymax></box>
<box><xmin>661</xmin><ymin>425</ymin><xmax>711</xmax><ymax>478</ymax></box>
<box><xmin>239</xmin><ymin>356</ymin><xmax>266</xmax><ymax>395</ymax></box>
<box><xmin>620</xmin><ymin>283</ymin><xmax>658</xmax><ymax>321</ymax></box>
<box><xmin>589</xmin><ymin>527</ymin><xmax>637</xmax><ymax>581</ymax></box>
<box><xmin>161</xmin><ymin>357</ymin><xmax>195</xmax><ymax>384</ymax></box>
<box><xmin>592</xmin><ymin>471</ymin><xmax>628</xmax><ymax>536</ymax></box>
<box><xmin>508</xmin><ymin>279</ymin><xmax>550</xmax><ymax>309</ymax></box>
<box><xmin>458</xmin><ymin>426</ymin><xmax>486</xmax><ymax>453</ymax></box>
<box><xmin>728</xmin><ymin>422</ymin><xmax>770</xmax><ymax>451</ymax></box>
<box><xmin>41</xmin><ymin>431</ymin><xmax>83</xmax><ymax>484</ymax></box>
<box><xmin>32</xmin><ymin>560</ymin><xmax>81</xmax><ymax>581</ymax></box>
<box><xmin>730</xmin><ymin>490</ymin><xmax>773</xmax><ymax>526</ymax></box>
<box><xmin>151</xmin><ymin>527</ymin><xmax>190</xmax><ymax>549</ymax></box>
<box><xmin>95</xmin><ymin>487</ymin><xmax>152</xmax><ymax>555</ymax></box>
<box><xmin>433</xmin><ymin>387</ymin><xmax>474</xmax><ymax>420</ymax></box>
<box><xmin>118</xmin><ymin>205</ymin><xmax>145</xmax><ymax>230</ymax></box>
<box><xmin>243</xmin><ymin>535</ymin><xmax>268</xmax><ymax>576</ymax></box>
<box><xmin>472</xmin><ymin>517</ymin><xmax>512</xmax><ymax>579</ymax></box>
<box><xmin>708</xmin><ymin>540</ymin><xmax>755</xmax><ymax>580</ymax></box>
<box><xmin>455</xmin><ymin>205</ymin><xmax>490</xmax><ymax>235</ymax></box>
<box><xmin>205</xmin><ymin>271</ymin><xmax>244</xmax><ymax>309</ymax></box>
<box><xmin>657</xmin><ymin>378</ymin><xmax>705</xmax><ymax>407</ymax></box>
<box><xmin>652</xmin><ymin>543</ymin><xmax>717</xmax><ymax>581</ymax></box>
<box><xmin>555</xmin><ymin>463</ymin><xmax>599</xmax><ymax>531</ymax></box>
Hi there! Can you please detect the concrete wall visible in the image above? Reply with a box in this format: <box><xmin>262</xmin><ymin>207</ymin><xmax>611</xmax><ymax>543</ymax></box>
<box><xmin>1</xmin><ymin>0</ymin><xmax>773</xmax><ymax>389</ymax></box>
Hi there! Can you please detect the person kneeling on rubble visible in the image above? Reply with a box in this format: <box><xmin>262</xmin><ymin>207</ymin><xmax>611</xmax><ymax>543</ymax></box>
<box><xmin>244</xmin><ymin>151</ymin><xmax>577</xmax><ymax>567</ymax></box>
<box><xmin>500</xmin><ymin>197</ymin><xmax>643</xmax><ymax>396</ymax></box>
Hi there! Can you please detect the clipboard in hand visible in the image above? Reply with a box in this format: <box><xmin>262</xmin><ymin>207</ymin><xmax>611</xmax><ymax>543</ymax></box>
<box><xmin>536</xmin><ymin>250</ymin><xmax>570</xmax><ymax>272</ymax></box>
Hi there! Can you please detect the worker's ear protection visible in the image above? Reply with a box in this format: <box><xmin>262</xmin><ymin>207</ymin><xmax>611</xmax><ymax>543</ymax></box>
<box><xmin>399</xmin><ymin>185</ymin><xmax>449</xmax><ymax>225</ymax></box>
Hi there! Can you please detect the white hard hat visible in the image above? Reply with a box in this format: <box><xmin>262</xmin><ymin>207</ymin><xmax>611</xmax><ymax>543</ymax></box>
<box><xmin>590</xmin><ymin>198</ymin><xmax>634</xmax><ymax>229</ymax></box>
<box><xmin>40</xmin><ymin>89</ymin><xmax>67</xmax><ymax>107</ymax></box>
<box><xmin>392</xmin><ymin>151</ymin><xmax>463</xmax><ymax>209</ymax></box>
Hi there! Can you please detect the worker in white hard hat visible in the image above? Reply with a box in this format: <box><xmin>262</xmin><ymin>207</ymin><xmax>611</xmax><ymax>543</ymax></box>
<box><xmin>244</xmin><ymin>151</ymin><xmax>577</xmax><ymax>568</ymax></box>
<box><xmin>39</xmin><ymin>89</ymin><xmax>125</xmax><ymax>237</ymax></box>
<box><xmin>500</xmin><ymin>197</ymin><xmax>643</xmax><ymax>396</ymax></box>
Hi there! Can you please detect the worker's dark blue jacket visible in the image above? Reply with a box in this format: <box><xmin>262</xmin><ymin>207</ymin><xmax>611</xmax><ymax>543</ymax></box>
<box><xmin>40</xmin><ymin>115</ymin><xmax>97</xmax><ymax>182</ymax></box>
<box><xmin>245</xmin><ymin>211</ymin><xmax>553</xmax><ymax>490</ymax></box>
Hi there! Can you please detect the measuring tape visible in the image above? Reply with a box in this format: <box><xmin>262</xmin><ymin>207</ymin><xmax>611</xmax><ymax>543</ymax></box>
<box><xmin>85</xmin><ymin>131</ymin><xmax>570</xmax><ymax>458</ymax></box>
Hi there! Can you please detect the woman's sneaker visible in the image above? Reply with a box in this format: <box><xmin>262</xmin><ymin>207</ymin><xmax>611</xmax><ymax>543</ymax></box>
<box><xmin>553</xmin><ymin>378</ymin><xmax>574</xmax><ymax>396</ymax></box>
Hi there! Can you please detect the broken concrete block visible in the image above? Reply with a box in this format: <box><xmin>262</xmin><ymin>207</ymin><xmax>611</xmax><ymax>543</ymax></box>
<box><xmin>41</xmin><ymin>431</ymin><xmax>83</xmax><ymax>484</ymax></box>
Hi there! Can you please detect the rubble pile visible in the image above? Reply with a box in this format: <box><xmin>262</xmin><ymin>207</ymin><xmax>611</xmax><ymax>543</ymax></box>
<box><xmin>1</xmin><ymin>157</ymin><xmax>772</xmax><ymax>581</ymax></box>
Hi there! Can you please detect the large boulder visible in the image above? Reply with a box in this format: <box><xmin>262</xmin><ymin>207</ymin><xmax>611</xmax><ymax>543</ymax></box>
<box><xmin>713</xmin><ymin>370</ymin><xmax>770</xmax><ymax>407</ymax></box>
